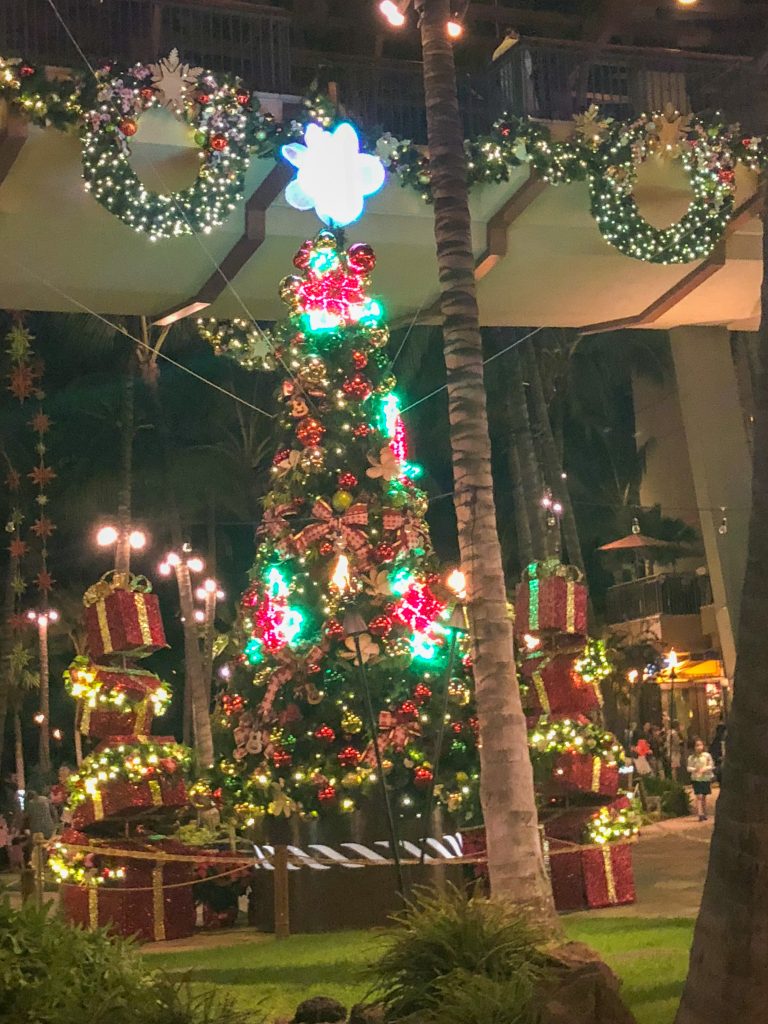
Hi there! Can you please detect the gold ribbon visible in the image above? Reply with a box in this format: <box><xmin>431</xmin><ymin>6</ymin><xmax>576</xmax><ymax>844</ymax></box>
<box><xmin>566</xmin><ymin>580</ymin><xmax>575</xmax><ymax>634</ymax></box>
<box><xmin>601</xmin><ymin>845</ymin><xmax>618</xmax><ymax>904</ymax></box>
<box><xmin>79</xmin><ymin>701</ymin><xmax>92</xmax><ymax>736</ymax></box>
<box><xmin>151</xmin><ymin>865</ymin><xmax>166</xmax><ymax>941</ymax></box>
<box><xmin>531</xmin><ymin>670</ymin><xmax>551</xmax><ymax>716</ymax></box>
<box><xmin>135</xmin><ymin>595</ymin><xmax>153</xmax><ymax>646</ymax></box>
<box><xmin>92</xmin><ymin>790</ymin><xmax>104</xmax><ymax>821</ymax></box>
<box><xmin>148</xmin><ymin>780</ymin><xmax>163</xmax><ymax>807</ymax></box>
<box><xmin>134</xmin><ymin>699</ymin><xmax>150</xmax><ymax>734</ymax></box>
<box><xmin>591</xmin><ymin>757</ymin><xmax>602</xmax><ymax>793</ymax></box>
<box><xmin>95</xmin><ymin>601</ymin><xmax>113</xmax><ymax>654</ymax></box>
<box><xmin>88</xmin><ymin>886</ymin><xmax>98</xmax><ymax>929</ymax></box>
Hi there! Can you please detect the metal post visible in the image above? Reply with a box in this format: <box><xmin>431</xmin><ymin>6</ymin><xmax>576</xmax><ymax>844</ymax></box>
<box><xmin>31</xmin><ymin>832</ymin><xmax>44</xmax><ymax>908</ymax></box>
<box><xmin>353</xmin><ymin>636</ymin><xmax>406</xmax><ymax>898</ymax></box>
<box><xmin>273</xmin><ymin>845</ymin><xmax>290</xmax><ymax>939</ymax></box>
<box><xmin>419</xmin><ymin>628</ymin><xmax>459</xmax><ymax>864</ymax></box>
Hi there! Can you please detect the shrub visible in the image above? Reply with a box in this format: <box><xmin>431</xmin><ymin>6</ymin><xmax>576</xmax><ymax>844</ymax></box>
<box><xmin>367</xmin><ymin>886</ymin><xmax>548</xmax><ymax>1024</ymax></box>
<box><xmin>0</xmin><ymin>894</ymin><xmax>258</xmax><ymax>1024</ymax></box>
<box><xmin>641</xmin><ymin>776</ymin><xmax>691</xmax><ymax>818</ymax></box>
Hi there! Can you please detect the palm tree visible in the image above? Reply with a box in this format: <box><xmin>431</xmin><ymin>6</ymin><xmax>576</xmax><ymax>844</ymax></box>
<box><xmin>415</xmin><ymin>0</ymin><xmax>555</xmax><ymax>924</ymax></box>
<box><xmin>7</xmin><ymin>640</ymin><xmax>39</xmax><ymax>791</ymax></box>
<box><xmin>674</xmin><ymin>182</ymin><xmax>768</xmax><ymax>1023</ymax></box>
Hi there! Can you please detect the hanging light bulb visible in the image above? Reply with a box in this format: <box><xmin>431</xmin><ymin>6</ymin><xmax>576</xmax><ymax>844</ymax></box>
<box><xmin>446</xmin><ymin>569</ymin><xmax>467</xmax><ymax>600</ymax></box>
<box><xmin>718</xmin><ymin>507</ymin><xmax>728</xmax><ymax>535</ymax></box>
<box><xmin>379</xmin><ymin>0</ymin><xmax>406</xmax><ymax>26</ymax></box>
<box><xmin>631</xmin><ymin>517</ymin><xmax>641</xmax><ymax>535</ymax></box>
<box><xmin>332</xmin><ymin>553</ymin><xmax>351</xmax><ymax>592</ymax></box>
<box><xmin>96</xmin><ymin>525</ymin><xmax>118</xmax><ymax>547</ymax></box>
<box><xmin>446</xmin><ymin>18</ymin><xmax>464</xmax><ymax>38</ymax></box>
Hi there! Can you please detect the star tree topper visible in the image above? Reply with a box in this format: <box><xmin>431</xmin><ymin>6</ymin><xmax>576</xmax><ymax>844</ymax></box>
<box><xmin>282</xmin><ymin>122</ymin><xmax>386</xmax><ymax>227</ymax></box>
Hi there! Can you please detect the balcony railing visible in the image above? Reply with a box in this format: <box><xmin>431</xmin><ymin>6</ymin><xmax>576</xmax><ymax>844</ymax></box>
<box><xmin>483</xmin><ymin>37</ymin><xmax>766</xmax><ymax>131</ymax></box>
<box><xmin>606</xmin><ymin>572</ymin><xmax>712</xmax><ymax>625</ymax></box>
<box><xmin>0</xmin><ymin>0</ymin><xmax>292</xmax><ymax>94</ymax></box>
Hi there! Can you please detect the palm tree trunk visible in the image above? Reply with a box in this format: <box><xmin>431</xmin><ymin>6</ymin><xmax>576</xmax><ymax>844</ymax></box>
<box><xmin>675</xmin><ymin>178</ymin><xmax>768</xmax><ymax>1022</ymax></box>
<box><xmin>144</xmin><ymin>365</ymin><xmax>213</xmax><ymax>766</ymax></box>
<box><xmin>509</xmin><ymin>439</ymin><xmax>534</xmax><ymax>567</ymax></box>
<box><xmin>416</xmin><ymin>0</ymin><xmax>556</xmax><ymax>926</ymax></box>
<box><xmin>507</xmin><ymin>345</ymin><xmax>550</xmax><ymax>559</ymax></box>
<box><xmin>115</xmin><ymin>362</ymin><xmax>135</xmax><ymax>576</ymax></box>
<box><xmin>522</xmin><ymin>338</ymin><xmax>585</xmax><ymax>573</ymax></box>
<box><xmin>14</xmin><ymin>709</ymin><xmax>25</xmax><ymax>791</ymax></box>
<box><xmin>0</xmin><ymin>551</ymin><xmax>19</xmax><ymax>770</ymax></box>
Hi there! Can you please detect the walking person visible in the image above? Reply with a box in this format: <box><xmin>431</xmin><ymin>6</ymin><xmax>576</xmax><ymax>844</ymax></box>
<box><xmin>687</xmin><ymin>737</ymin><xmax>715</xmax><ymax>821</ymax></box>
<box><xmin>668</xmin><ymin>720</ymin><xmax>684</xmax><ymax>782</ymax></box>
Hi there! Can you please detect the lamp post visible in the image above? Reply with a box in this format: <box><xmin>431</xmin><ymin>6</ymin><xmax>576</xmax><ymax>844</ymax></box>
<box><xmin>96</xmin><ymin>522</ymin><xmax>147</xmax><ymax>575</ymax></box>
<box><xmin>419</xmin><ymin>602</ymin><xmax>467</xmax><ymax>864</ymax></box>
<box><xmin>667</xmin><ymin>649</ymin><xmax>679</xmax><ymax>723</ymax></box>
<box><xmin>26</xmin><ymin>607</ymin><xmax>59</xmax><ymax>777</ymax></box>
<box><xmin>343</xmin><ymin>608</ymin><xmax>405</xmax><ymax>897</ymax></box>
<box><xmin>196</xmin><ymin>578</ymin><xmax>225</xmax><ymax>705</ymax></box>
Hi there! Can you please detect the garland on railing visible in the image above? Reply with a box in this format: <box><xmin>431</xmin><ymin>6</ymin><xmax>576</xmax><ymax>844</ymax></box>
<box><xmin>2</xmin><ymin>55</ymin><xmax>765</xmax><ymax>262</ymax></box>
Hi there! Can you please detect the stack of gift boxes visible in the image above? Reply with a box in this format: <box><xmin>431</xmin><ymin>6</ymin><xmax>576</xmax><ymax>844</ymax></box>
<box><xmin>57</xmin><ymin>573</ymin><xmax>196</xmax><ymax>942</ymax></box>
<box><xmin>515</xmin><ymin>559</ymin><xmax>637</xmax><ymax>911</ymax></box>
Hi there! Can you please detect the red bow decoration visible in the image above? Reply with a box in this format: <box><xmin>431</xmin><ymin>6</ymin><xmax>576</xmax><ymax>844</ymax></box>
<box><xmin>259</xmin><ymin>501</ymin><xmax>300</xmax><ymax>541</ymax></box>
<box><xmin>382</xmin><ymin>507</ymin><xmax>425</xmax><ymax>552</ymax></box>
<box><xmin>292</xmin><ymin>499</ymin><xmax>370</xmax><ymax>561</ymax></box>
<box><xmin>256</xmin><ymin>643</ymin><xmax>327</xmax><ymax>721</ymax></box>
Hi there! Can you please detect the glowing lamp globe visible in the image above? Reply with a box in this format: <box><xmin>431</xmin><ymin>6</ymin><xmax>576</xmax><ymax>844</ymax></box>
<box><xmin>96</xmin><ymin>525</ymin><xmax>118</xmax><ymax>547</ymax></box>
<box><xmin>187</xmin><ymin>556</ymin><xmax>204</xmax><ymax>573</ymax></box>
<box><xmin>379</xmin><ymin>0</ymin><xmax>406</xmax><ymax>26</ymax></box>
<box><xmin>282</xmin><ymin>122</ymin><xmax>386</xmax><ymax>227</ymax></box>
<box><xmin>128</xmin><ymin>529</ymin><xmax>146</xmax><ymax>550</ymax></box>
<box><xmin>446</xmin><ymin>19</ymin><xmax>463</xmax><ymax>39</ymax></box>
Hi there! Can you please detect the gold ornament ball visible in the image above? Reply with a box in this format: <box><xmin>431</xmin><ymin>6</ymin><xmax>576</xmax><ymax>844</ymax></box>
<box><xmin>366</xmin><ymin>326</ymin><xmax>390</xmax><ymax>349</ymax></box>
<box><xmin>315</xmin><ymin>230</ymin><xmax>337</xmax><ymax>250</ymax></box>
<box><xmin>332</xmin><ymin>489</ymin><xmax>354</xmax><ymax>512</ymax></box>
<box><xmin>279</xmin><ymin>275</ymin><xmax>303</xmax><ymax>303</ymax></box>
<box><xmin>411</xmin><ymin>493</ymin><xmax>429</xmax><ymax>517</ymax></box>
<box><xmin>299</xmin><ymin>356</ymin><xmax>329</xmax><ymax>387</ymax></box>
<box><xmin>375</xmin><ymin>374</ymin><xmax>397</xmax><ymax>395</ymax></box>
<box><xmin>299</xmin><ymin>446</ymin><xmax>326</xmax><ymax>473</ymax></box>
<box><xmin>342</xmin><ymin>771</ymin><xmax>361</xmax><ymax>788</ymax></box>
<box><xmin>342</xmin><ymin>710</ymin><xmax>363</xmax><ymax>734</ymax></box>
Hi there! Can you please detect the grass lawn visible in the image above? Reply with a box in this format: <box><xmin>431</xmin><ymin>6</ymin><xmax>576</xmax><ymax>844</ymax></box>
<box><xmin>146</xmin><ymin>916</ymin><xmax>694</xmax><ymax>1024</ymax></box>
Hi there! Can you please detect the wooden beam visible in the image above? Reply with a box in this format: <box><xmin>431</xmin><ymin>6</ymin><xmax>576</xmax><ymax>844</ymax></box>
<box><xmin>579</xmin><ymin>191</ymin><xmax>762</xmax><ymax>335</ymax></box>
<box><xmin>153</xmin><ymin>162</ymin><xmax>292</xmax><ymax>326</ymax></box>
<box><xmin>0</xmin><ymin>105</ymin><xmax>28</xmax><ymax>188</ymax></box>
<box><xmin>475</xmin><ymin>170</ymin><xmax>548</xmax><ymax>281</ymax></box>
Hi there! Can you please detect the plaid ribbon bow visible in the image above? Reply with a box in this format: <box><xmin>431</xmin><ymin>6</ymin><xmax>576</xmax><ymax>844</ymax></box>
<box><xmin>382</xmin><ymin>507</ymin><xmax>425</xmax><ymax>552</ymax></box>
<box><xmin>363</xmin><ymin>710</ymin><xmax>422</xmax><ymax>764</ymax></box>
<box><xmin>292</xmin><ymin>499</ymin><xmax>370</xmax><ymax>559</ymax></box>
<box><xmin>258</xmin><ymin>501</ymin><xmax>299</xmax><ymax>541</ymax></box>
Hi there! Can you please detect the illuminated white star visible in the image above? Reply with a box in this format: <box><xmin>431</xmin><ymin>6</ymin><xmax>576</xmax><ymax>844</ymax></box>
<box><xmin>281</xmin><ymin>122</ymin><xmax>386</xmax><ymax>227</ymax></box>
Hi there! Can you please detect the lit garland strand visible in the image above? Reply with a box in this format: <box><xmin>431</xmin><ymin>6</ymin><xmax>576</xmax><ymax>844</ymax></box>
<box><xmin>63</xmin><ymin>658</ymin><xmax>171</xmax><ymax>716</ymax></box>
<box><xmin>574</xmin><ymin>638</ymin><xmax>613</xmax><ymax>684</ymax></box>
<box><xmin>586</xmin><ymin>801</ymin><xmax>642</xmax><ymax>845</ymax></box>
<box><xmin>67</xmin><ymin>739</ymin><xmax>191</xmax><ymax>806</ymax></box>
<box><xmin>529</xmin><ymin>717</ymin><xmax>625</xmax><ymax>765</ymax></box>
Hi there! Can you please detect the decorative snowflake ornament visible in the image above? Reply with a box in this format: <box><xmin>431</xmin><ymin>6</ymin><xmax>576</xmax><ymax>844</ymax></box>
<box><xmin>149</xmin><ymin>49</ymin><xmax>203</xmax><ymax>113</ymax></box>
<box><xmin>282</xmin><ymin>122</ymin><xmax>386</xmax><ymax>227</ymax></box>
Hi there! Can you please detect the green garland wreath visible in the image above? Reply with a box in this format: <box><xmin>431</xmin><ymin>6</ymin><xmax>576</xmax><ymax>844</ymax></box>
<box><xmin>586</xmin><ymin>113</ymin><xmax>739</xmax><ymax>265</ymax></box>
<box><xmin>81</xmin><ymin>60</ymin><xmax>256</xmax><ymax>240</ymax></box>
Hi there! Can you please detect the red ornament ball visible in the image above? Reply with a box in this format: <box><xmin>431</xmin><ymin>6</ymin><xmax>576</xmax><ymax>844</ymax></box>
<box><xmin>210</xmin><ymin>134</ymin><xmax>228</xmax><ymax>152</ymax></box>
<box><xmin>399</xmin><ymin>700</ymin><xmax>418</xmax><ymax>719</ymax></box>
<box><xmin>338</xmin><ymin>472</ymin><xmax>358</xmax><ymax>489</ymax></box>
<box><xmin>314</xmin><ymin>724</ymin><xmax>335</xmax><ymax>743</ymax></box>
<box><xmin>119</xmin><ymin>119</ymin><xmax>138</xmax><ymax>137</ymax></box>
<box><xmin>318</xmin><ymin>541</ymin><xmax>334</xmax><ymax>557</ymax></box>
<box><xmin>719</xmin><ymin>168</ymin><xmax>736</xmax><ymax>184</ymax></box>
<box><xmin>272</xmin><ymin>748</ymin><xmax>292</xmax><ymax>768</ymax></box>
<box><xmin>414</xmin><ymin>766</ymin><xmax>433</xmax><ymax>788</ymax></box>
<box><xmin>353</xmin><ymin>423</ymin><xmax>372</xmax><ymax>437</ymax></box>
<box><xmin>374</xmin><ymin>542</ymin><xmax>396</xmax><ymax>564</ymax></box>
<box><xmin>338</xmin><ymin>746</ymin><xmax>360</xmax><ymax>767</ymax></box>
<box><xmin>352</xmin><ymin>350</ymin><xmax>368</xmax><ymax>370</ymax></box>
<box><xmin>452</xmin><ymin>721</ymin><xmax>463</xmax><ymax>734</ymax></box>
<box><xmin>296</xmin><ymin>417</ymin><xmax>326</xmax><ymax>447</ymax></box>
<box><xmin>342</xmin><ymin>373</ymin><xmax>373</xmax><ymax>400</ymax></box>
<box><xmin>368</xmin><ymin>614</ymin><xmax>393</xmax><ymax>638</ymax></box>
<box><xmin>318</xmin><ymin>785</ymin><xmax>337</xmax><ymax>803</ymax></box>
<box><xmin>236</xmin><ymin>89</ymin><xmax>250</xmax><ymax>106</ymax></box>
<box><xmin>326</xmin><ymin>619</ymin><xmax>345</xmax><ymax>640</ymax></box>
<box><xmin>293</xmin><ymin>241</ymin><xmax>314</xmax><ymax>269</ymax></box>
<box><xmin>140</xmin><ymin>87</ymin><xmax>155</xmax><ymax>102</ymax></box>
<box><xmin>20</xmin><ymin>65</ymin><xmax>36</xmax><ymax>77</ymax></box>
<box><xmin>347</xmin><ymin>242</ymin><xmax>376</xmax><ymax>275</ymax></box>
<box><xmin>196</xmin><ymin>91</ymin><xmax>211</xmax><ymax>105</ymax></box>
<box><xmin>413</xmin><ymin>683</ymin><xmax>432</xmax><ymax>704</ymax></box>
<box><xmin>272</xmin><ymin>447</ymin><xmax>292</xmax><ymax>466</ymax></box>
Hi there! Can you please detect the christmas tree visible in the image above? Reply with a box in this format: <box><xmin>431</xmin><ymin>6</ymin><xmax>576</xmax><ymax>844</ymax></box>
<box><xmin>214</xmin><ymin>230</ymin><xmax>479</xmax><ymax>824</ymax></box>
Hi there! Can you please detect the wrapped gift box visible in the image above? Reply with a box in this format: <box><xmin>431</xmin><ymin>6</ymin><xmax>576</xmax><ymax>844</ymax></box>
<box><xmin>514</xmin><ymin>561</ymin><xmax>587</xmax><ymax>644</ymax></box>
<box><xmin>552</xmin><ymin>752</ymin><xmax>619</xmax><ymax>799</ymax></box>
<box><xmin>459</xmin><ymin>825</ymin><xmax>489</xmax><ymax>880</ymax></box>
<box><xmin>548</xmin><ymin>842</ymin><xmax>587</xmax><ymax>911</ymax></box>
<box><xmin>84</xmin><ymin>576</ymin><xmax>166</xmax><ymax>659</ymax></box>
<box><xmin>544</xmin><ymin>796</ymin><xmax>632</xmax><ymax>845</ymax></box>
<box><xmin>71</xmin><ymin>663</ymin><xmax>166</xmax><ymax>738</ymax></box>
<box><xmin>582</xmin><ymin>842</ymin><xmax>636</xmax><ymax>908</ymax></box>
<box><xmin>59</xmin><ymin>839</ymin><xmax>195</xmax><ymax>942</ymax></box>
<box><xmin>522</xmin><ymin>654</ymin><xmax>602</xmax><ymax>718</ymax></box>
<box><xmin>71</xmin><ymin>776</ymin><xmax>188</xmax><ymax>830</ymax></box>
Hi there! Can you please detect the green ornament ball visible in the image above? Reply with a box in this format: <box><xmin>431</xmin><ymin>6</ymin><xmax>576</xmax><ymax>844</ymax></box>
<box><xmin>332</xmin><ymin>489</ymin><xmax>354</xmax><ymax>512</ymax></box>
<box><xmin>194</xmin><ymin>130</ymin><xmax>207</xmax><ymax>146</ymax></box>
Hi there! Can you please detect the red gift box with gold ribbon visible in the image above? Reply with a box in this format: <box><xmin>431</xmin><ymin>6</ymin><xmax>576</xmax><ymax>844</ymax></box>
<box><xmin>581</xmin><ymin>842</ymin><xmax>636</xmax><ymax>908</ymax></box>
<box><xmin>522</xmin><ymin>654</ymin><xmax>602</xmax><ymax>718</ymax></box>
<box><xmin>551</xmin><ymin>751</ymin><xmax>619</xmax><ymax>799</ymax></box>
<box><xmin>69</xmin><ymin>662</ymin><xmax>168</xmax><ymax>739</ymax></box>
<box><xmin>59</xmin><ymin>838</ymin><xmax>195</xmax><ymax>942</ymax></box>
<box><xmin>71</xmin><ymin>775</ymin><xmax>188</xmax><ymax>830</ymax></box>
<box><xmin>83</xmin><ymin>572</ymin><xmax>166</xmax><ymax>660</ymax></box>
<box><xmin>514</xmin><ymin>560</ymin><xmax>587</xmax><ymax>644</ymax></box>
